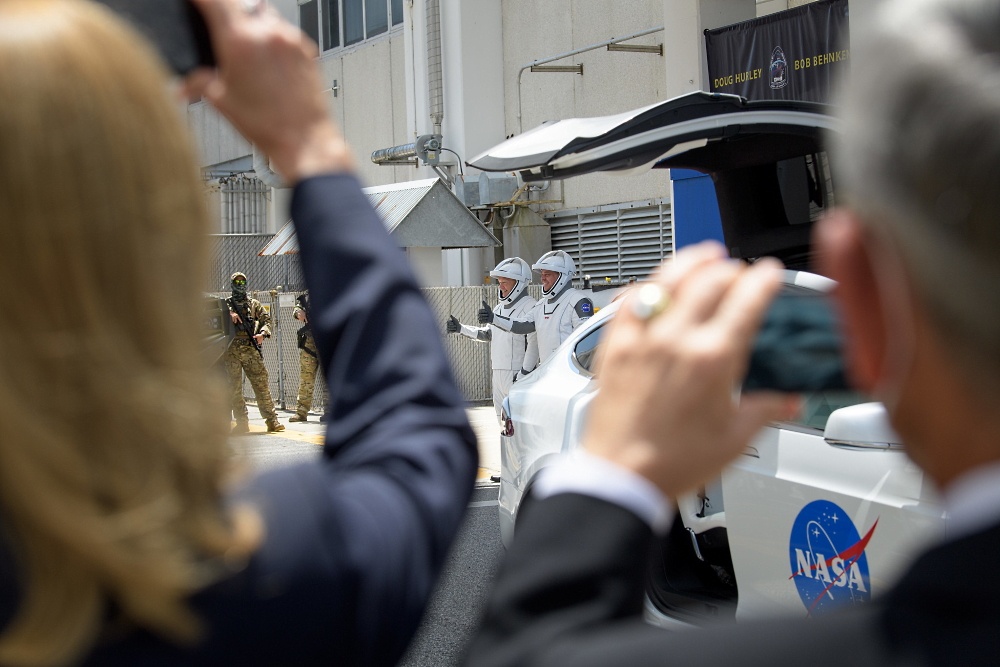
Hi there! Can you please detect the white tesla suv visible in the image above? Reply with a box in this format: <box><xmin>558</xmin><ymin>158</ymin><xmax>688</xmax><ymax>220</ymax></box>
<box><xmin>473</xmin><ymin>92</ymin><xmax>947</xmax><ymax>626</ymax></box>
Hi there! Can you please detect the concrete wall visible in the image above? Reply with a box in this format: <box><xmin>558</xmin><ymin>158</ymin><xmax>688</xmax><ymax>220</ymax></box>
<box><xmin>405</xmin><ymin>246</ymin><xmax>445</xmax><ymax>287</ymax></box>
<box><xmin>316</xmin><ymin>34</ymin><xmax>411</xmax><ymax>188</ymax></box>
<box><xmin>190</xmin><ymin>0</ymin><xmax>879</xmax><ymax>278</ymax></box>
<box><xmin>188</xmin><ymin>0</ymin><xmax>412</xmax><ymax>207</ymax></box>
<box><xmin>499</xmin><ymin>0</ymin><xmax>670</xmax><ymax>212</ymax></box>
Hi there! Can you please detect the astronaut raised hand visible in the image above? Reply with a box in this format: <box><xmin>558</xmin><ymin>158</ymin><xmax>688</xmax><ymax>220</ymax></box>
<box><xmin>478</xmin><ymin>300</ymin><xmax>494</xmax><ymax>324</ymax></box>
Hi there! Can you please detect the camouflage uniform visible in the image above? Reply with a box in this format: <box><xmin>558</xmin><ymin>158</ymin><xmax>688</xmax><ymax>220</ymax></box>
<box><xmin>225</xmin><ymin>273</ymin><xmax>283</xmax><ymax>433</ymax></box>
<box><xmin>290</xmin><ymin>295</ymin><xmax>319</xmax><ymax>421</ymax></box>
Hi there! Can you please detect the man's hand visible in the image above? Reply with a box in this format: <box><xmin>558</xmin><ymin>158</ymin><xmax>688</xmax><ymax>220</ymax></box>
<box><xmin>254</xmin><ymin>333</ymin><xmax>265</xmax><ymax>346</ymax></box>
<box><xmin>478</xmin><ymin>301</ymin><xmax>494</xmax><ymax>325</ymax></box>
<box><xmin>583</xmin><ymin>242</ymin><xmax>797</xmax><ymax>500</ymax></box>
<box><xmin>230</xmin><ymin>311</ymin><xmax>242</xmax><ymax>325</ymax></box>
<box><xmin>446</xmin><ymin>315</ymin><xmax>461</xmax><ymax>334</ymax></box>
<box><xmin>187</xmin><ymin>0</ymin><xmax>354</xmax><ymax>182</ymax></box>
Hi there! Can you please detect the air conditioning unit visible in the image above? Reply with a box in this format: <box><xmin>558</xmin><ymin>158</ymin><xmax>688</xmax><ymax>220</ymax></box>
<box><xmin>479</xmin><ymin>172</ymin><xmax>517</xmax><ymax>205</ymax></box>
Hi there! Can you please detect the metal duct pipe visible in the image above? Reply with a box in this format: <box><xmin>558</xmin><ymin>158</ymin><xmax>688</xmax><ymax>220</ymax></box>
<box><xmin>371</xmin><ymin>135</ymin><xmax>441</xmax><ymax>166</ymax></box>
<box><xmin>426</xmin><ymin>0</ymin><xmax>444</xmax><ymax>133</ymax></box>
<box><xmin>371</xmin><ymin>142</ymin><xmax>419</xmax><ymax>165</ymax></box>
<box><xmin>252</xmin><ymin>145</ymin><xmax>286</xmax><ymax>189</ymax></box>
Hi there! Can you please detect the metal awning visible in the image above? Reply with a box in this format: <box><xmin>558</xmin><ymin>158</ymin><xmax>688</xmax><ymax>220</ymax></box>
<box><xmin>259</xmin><ymin>177</ymin><xmax>499</xmax><ymax>255</ymax></box>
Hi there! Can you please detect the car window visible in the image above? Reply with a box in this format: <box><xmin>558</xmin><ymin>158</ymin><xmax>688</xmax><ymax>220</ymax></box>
<box><xmin>574</xmin><ymin>312</ymin><xmax>868</xmax><ymax>432</ymax></box>
<box><xmin>794</xmin><ymin>389</ymin><xmax>869</xmax><ymax>431</ymax></box>
<box><xmin>573</xmin><ymin>322</ymin><xmax>606</xmax><ymax>373</ymax></box>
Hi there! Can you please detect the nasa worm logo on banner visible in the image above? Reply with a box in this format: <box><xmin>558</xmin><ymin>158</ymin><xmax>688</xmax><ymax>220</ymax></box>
<box><xmin>788</xmin><ymin>499</ymin><xmax>877</xmax><ymax>616</ymax></box>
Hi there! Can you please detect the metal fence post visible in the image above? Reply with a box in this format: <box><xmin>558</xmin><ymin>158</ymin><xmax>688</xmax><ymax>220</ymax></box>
<box><xmin>271</xmin><ymin>288</ymin><xmax>285</xmax><ymax>410</ymax></box>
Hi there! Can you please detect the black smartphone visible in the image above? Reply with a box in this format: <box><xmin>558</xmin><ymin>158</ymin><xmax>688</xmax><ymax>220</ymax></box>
<box><xmin>742</xmin><ymin>290</ymin><xmax>849</xmax><ymax>392</ymax></box>
<box><xmin>94</xmin><ymin>0</ymin><xmax>215</xmax><ymax>75</ymax></box>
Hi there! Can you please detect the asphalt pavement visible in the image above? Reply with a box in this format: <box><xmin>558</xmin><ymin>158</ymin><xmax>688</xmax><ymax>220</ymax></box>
<box><xmin>230</xmin><ymin>402</ymin><xmax>505</xmax><ymax>665</ymax></box>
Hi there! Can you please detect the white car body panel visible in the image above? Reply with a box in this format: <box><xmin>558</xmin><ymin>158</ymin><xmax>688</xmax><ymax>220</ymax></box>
<box><xmin>497</xmin><ymin>305</ymin><xmax>614</xmax><ymax>547</ymax></box>
<box><xmin>498</xmin><ymin>288</ymin><xmax>946</xmax><ymax>623</ymax></box>
<box><xmin>723</xmin><ymin>422</ymin><xmax>943</xmax><ymax>619</ymax></box>
<box><xmin>486</xmin><ymin>93</ymin><xmax>947</xmax><ymax>624</ymax></box>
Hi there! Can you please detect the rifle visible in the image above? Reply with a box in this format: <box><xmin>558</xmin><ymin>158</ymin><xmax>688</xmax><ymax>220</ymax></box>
<box><xmin>227</xmin><ymin>296</ymin><xmax>263</xmax><ymax>358</ymax></box>
<box><xmin>295</xmin><ymin>294</ymin><xmax>317</xmax><ymax>358</ymax></box>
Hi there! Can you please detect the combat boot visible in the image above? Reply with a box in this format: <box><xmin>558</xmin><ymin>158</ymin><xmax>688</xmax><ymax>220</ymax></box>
<box><xmin>231</xmin><ymin>420</ymin><xmax>250</xmax><ymax>435</ymax></box>
<box><xmin>289</xmin><ymin>413</ymin><xmax>309</xmax><ymax>422</ymax></box>
<box><xmin>266</xmin><ymin>418</ymin><xmax>285</xmax><ymax>433</ymax></box>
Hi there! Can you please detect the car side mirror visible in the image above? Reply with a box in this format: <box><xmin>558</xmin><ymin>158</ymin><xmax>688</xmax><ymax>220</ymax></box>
<box><xmin>824</xmin><ymin>402</ymin><xmax>904</xmax><ymax>451</ymax></box>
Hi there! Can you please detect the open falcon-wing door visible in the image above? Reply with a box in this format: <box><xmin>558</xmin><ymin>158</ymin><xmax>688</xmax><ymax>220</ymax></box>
<box><xmin>469</xmin><ymin>91</ymin><xmax>840</xmax><ymax>270</ymax></box>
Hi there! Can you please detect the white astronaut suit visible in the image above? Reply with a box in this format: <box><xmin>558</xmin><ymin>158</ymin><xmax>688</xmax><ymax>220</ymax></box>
<box><xmin>486</xmin><ymin>251</ymin><xmax>594</xmax><ymax>368</ymax></box>
<box><xmin>449</xmin><ymin>258</ymin><xmax>539</xmax><ymax>421</ymax></box>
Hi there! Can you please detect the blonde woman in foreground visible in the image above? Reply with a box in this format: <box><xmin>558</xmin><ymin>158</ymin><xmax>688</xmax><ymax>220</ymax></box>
<box><xmin>0</xmin><ymin>1</ymin><xmax>477</xmax><ymax>665</ymax></box>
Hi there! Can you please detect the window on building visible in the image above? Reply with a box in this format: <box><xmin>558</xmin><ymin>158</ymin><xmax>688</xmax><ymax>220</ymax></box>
<box><xmin>364</xmin><ymin>0</ymin><xmax>388</xmax><ymax>38</ymax></box>
<box><xmin>299</xmin><ymin>0</ymin><xmax>319</xmax><ymax>45</ymax></box>
<box><xmin>299</xmin><ymin>0</ymin><xmax>403</xmax><ymax>52</ymax></box>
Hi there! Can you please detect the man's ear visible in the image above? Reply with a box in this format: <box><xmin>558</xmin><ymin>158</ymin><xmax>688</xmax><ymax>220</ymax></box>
<box><xmin>814</xmin><ymin>210</ymin><xmax>886</xmax><ymax>393</ymax></box>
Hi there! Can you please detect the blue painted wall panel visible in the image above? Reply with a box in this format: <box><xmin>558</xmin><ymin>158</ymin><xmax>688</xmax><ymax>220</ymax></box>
<box><xmin>671</xmin><ymin>169</ymin><xmax>725</xmax><ymax>250</ymax></box>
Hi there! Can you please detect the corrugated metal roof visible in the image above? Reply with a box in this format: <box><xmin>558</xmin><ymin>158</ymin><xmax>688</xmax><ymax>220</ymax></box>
<box><xmin>259</xmin><ymin>178</ymin><xmax>498</xmax><ymax>255</ymax></box>
<box><xmin>257</xmin><ymin>221</ymin><xmax>299</xmax><ymax>256</ymax></box>
<box><xmin>367</xmin><ymin>178</ymin><xmax>438</xmax><ymax>233</ymax></box>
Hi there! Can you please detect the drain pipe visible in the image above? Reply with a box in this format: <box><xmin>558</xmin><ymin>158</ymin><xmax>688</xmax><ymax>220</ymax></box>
<box><xmin>252</xmin><ymin>145</ymin><xmax>285</xmax><ymax>189</ymax></box>
<box><xmin>426</xmin><ymin>0</ymin><xmax>444</xmax><ymax>136</ymax></box>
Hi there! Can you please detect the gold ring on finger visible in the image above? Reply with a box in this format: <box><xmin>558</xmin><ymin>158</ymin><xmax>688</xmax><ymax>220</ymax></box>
<box><xmin>631</xmin><ymin>283</ymin><xmax>671</xmax><ymax>322</ymax></box>
<box><xmin>241</xmin><ymin>0</ymin><xmax>265</xmax><ymax>15</ymax></box>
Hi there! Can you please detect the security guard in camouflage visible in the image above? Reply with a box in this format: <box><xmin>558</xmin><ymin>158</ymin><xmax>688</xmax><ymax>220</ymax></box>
<box><xmin>225</xmin><ymin>272</ymin><xmax>284</xmax><ymax>433</ymax></box>
<box><xmin>290</xmin><ymin>292</ymin><xmax>319</xmax><ymax>422</ymax></box>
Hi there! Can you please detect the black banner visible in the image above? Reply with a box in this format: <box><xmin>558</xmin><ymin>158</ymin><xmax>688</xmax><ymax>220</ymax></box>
<box><xmin>705</xmin><ymin>0</ymin><xmax>849</xmax><ymax>103</ymax></box>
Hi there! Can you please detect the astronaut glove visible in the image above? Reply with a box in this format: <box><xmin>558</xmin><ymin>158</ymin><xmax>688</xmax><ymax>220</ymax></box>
<box><xmin>478</xmin><ymin>300</ymin><xmax>494</xmax><ymax>324</ymax></box>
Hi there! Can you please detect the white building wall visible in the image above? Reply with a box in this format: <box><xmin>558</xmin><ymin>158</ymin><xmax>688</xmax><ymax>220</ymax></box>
<box><xmin>500</xmin><ymin>0</ymin><xmax>670</xmax><ymax>212</ymax></box>
<box><xmin>405</xmin><ymin>247</ymin><xmax>445</xmax><ymax>287</ymax></box>
<box><xmin>190</xmin><ymin>0</ymin><xmax>879</xmax><ymax>280</ymax></box>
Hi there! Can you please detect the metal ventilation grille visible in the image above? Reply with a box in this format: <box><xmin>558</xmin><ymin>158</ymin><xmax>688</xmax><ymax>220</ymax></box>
<box><xmin>546</xmin><ymin>199</ymin><xmax>673</xmax><ymax>281</ymax></box>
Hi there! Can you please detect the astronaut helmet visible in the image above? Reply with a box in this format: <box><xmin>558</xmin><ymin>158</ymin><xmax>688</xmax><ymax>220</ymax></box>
<box><xmin>489</xmin><ymin>257</ymin><xmax>532</xmax><ymax>304</ymax></box>
<box><xmin>532</xmin><ymin>251</ymin><xmax>576</xmax><ymax>296</ymax></box>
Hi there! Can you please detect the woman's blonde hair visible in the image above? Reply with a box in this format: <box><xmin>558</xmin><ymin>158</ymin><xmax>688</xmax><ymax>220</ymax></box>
<box><xmin>0</xmin><ymin>1</ymin><xmax>258</xmax><ymax>664</ymax></box>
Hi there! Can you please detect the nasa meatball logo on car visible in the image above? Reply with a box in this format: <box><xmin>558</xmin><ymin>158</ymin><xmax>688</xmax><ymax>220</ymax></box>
<box><xmin>788</xmin><ymin>500</ymin><xmax>877</xmax><ymax>615</ymax></box>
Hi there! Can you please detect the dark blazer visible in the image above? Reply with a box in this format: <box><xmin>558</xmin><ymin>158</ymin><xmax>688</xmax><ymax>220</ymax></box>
<box><xmin>0</xmin><ymin>174</ymin><xmax>478</xmax><ymax>665</ymax></box>
<box><xmin>465</xmin><ymin>493</ymin><xmax>1000</xmax><ymax>667</ymax></box>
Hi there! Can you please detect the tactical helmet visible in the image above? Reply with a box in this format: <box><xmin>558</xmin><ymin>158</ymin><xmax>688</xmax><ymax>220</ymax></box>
<box><xmin>532</xmin><ymin>251</ymin><xmax>576</xmax><ymax>296</ymax></box>
<box><xmin>489</xmin><ymin>257</ymin><xmax>532</xmax><ymax>304</ymax></box>
<box><xmin>296</xmin><ymin>291</ymin><xmax>310</xmax><ymax>311</ymax></box>
<box><xmin>230</xmin><ymin>271</ymin><xmax>248</xmax><ymax>299</ymax></box>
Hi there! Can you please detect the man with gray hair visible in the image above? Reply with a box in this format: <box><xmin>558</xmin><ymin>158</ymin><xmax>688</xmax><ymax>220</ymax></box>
<box><xmin>465</xmin><ymin>0</ymin><xmax>1000</xmax><ymax>665</ymax></box>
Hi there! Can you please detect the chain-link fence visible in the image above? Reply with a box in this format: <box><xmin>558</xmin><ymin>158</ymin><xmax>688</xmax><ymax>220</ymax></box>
<box><xmin>424</xmin><ymin>284</ymin><xmax>545</xmax><ymax>403</ymax></box>
<box><xmin>209</xmin><ymin>235</ymin><xmax>533</xmax><ymax>408</ymax></box>
<box><xmin>211</xmin><ymin>289</ymin><xmax>327</xmax><ymax>416</ymax></box>
<box><xmin>209</xmin><ymin>235</ymin><xmax>305</xmax><ymax>293</ymax></box>
<box><xmin>214</xmin><ymin>286</ymin><xmax>527</xmax><ymax>414</ymax></box>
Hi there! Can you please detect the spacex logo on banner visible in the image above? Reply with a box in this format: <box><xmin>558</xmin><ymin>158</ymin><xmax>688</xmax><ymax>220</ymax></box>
<box><xmin>788</xmin><ymin>500</ymin><xmax>877</xmax><ymax>615</ymax></box>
